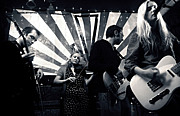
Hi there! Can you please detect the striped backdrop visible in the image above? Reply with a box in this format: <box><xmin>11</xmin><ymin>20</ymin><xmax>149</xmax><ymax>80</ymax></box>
<box><xmin>9</xmin><ymin>9</ymin><xmax>137</xmax><ymax>75</ymax></box>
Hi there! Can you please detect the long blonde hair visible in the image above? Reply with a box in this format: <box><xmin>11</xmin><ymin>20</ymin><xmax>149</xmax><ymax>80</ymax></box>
<box><xmin>136</xmin><ymin>0</ymin><xmax>171</xmax><ymax>47</ymax></box>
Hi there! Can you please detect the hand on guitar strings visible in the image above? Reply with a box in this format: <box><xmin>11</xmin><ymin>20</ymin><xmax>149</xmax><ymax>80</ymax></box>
<box><xmin>115</xmin><ymin>70</ymin><xmax>124</xmax><ymax>79</ymax></box>
<box><xmin>142</xmin><ymin>67</ymin><xmax>167</xmax><ymax>83</ymax></box>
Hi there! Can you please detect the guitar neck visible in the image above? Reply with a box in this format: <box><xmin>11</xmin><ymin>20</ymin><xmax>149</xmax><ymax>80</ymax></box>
<box><xmin>171</xmin><ymin>62</ymin><xmax>180</xmax><ymax>77</ymax></box>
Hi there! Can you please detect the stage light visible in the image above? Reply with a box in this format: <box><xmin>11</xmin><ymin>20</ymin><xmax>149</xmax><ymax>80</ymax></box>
<box><xmin>47</xmin><ymin>3</ymin><xmax>55</xmax><ymax>14</ymax></box>
<box><xmin>26</xmin><ymin>0</ymin><xmax>36</xmax><ymax>9</ymax></box>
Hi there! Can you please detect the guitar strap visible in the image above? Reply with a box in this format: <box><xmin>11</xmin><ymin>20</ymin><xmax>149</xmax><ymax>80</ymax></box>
<box><xmin>117</xmin><ymin>51</ymin><xmax>125</xmax><ymax>60</ymax></box>
<box><xmin>113</xmin><ymin>47</ymin><xmax>125</xmax><ymax>60</ymax></box>
<box><xmin>118</xmin><ymin>53</ymin><xmax>125</xmax><ymax>59</ymax></box>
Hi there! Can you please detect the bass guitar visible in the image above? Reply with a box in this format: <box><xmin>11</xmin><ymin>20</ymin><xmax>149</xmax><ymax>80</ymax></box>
<box><xmin>103</xmin><ymin>72</ymin><xmax>130</xmax><ymax>100</ymax></box>
<box><xmin>130</xmin><ymin>55</ymin><xmax>180</xmax><ymax>111</ymax></box>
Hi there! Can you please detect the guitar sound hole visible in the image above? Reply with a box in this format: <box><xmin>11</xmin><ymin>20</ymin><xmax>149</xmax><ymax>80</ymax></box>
<box><xmin>147</xmin><ymin>80</ymin><xmax>163</xmax><ymax>92</ymax></box>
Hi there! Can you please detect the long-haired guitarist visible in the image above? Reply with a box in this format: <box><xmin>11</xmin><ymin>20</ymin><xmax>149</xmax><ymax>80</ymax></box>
<box><xmin>124</xmin><ymin>0</ymin><xmax>180</xmax><ymax>116</ymax></box>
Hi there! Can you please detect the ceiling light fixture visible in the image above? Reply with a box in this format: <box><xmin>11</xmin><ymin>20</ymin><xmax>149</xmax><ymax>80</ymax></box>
<box><xmin>26</xmin><ymin>0</ymin><xmax>36</xmax><ymax>9</ymax></box>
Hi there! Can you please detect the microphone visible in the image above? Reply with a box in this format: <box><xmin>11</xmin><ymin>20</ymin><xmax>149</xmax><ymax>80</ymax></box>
<box><xmin>154</xmin><ymin>0</ymin><xmax>166</xmax><ymax>15</ymax></box>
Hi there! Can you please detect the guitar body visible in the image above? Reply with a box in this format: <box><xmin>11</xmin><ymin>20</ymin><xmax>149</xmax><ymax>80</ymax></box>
<box><xmin>130</xmin><ymin>55</ymin><xmax>180</xmax><ymax>111</ymax></box>
<box><xmin>103</xmin><ymin>72</ymin><xmax>130</xmax><ymax>100</ymax></box>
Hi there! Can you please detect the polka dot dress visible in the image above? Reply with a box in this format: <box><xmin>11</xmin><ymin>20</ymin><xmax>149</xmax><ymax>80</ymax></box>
<box><xmin>64</xmin><ymin>66</ymin><xmax>88</xmax><ymax>116</ymax></box>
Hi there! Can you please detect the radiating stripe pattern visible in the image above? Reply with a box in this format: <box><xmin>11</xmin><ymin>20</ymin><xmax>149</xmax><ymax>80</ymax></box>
<box><xmin>9</xmin><ymin>9</ymin><xmax>137</xmax><ymax>75</ymax></box>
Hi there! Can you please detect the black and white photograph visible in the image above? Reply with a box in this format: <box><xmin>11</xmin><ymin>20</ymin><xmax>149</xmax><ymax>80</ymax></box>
<box><xmin>1</xmin><ymin>0</ymin><xmax>180</xmax><ymax>116</ymax></box>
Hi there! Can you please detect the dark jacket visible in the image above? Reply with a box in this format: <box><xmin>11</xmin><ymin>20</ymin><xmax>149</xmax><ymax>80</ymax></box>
<box><xmin>88</xmin><ymin>39</ymin><xmax>121</xmax><ymax>94</ymax></box>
